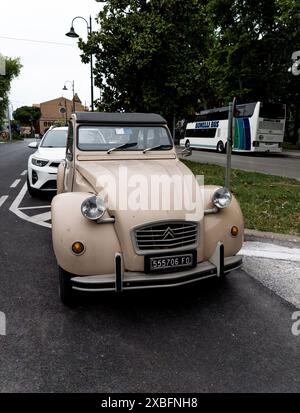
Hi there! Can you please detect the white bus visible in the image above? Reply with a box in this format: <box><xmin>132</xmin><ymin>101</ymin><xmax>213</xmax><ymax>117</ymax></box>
<box><xmin>180</xmin><ymin>102</ymin><xmax>286</xmax><ymax>153</ymax></box>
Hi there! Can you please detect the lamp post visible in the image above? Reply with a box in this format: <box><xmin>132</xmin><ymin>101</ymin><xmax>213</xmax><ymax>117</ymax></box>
<box><xmin>63</xmin><ymin>80</ymin><xmax>75</xmax><ymax>113</ymax></box>
<box><xmin>66</xmin><ymin>16</ymin><xmax>94</xmax><ymax>112</ymax></box>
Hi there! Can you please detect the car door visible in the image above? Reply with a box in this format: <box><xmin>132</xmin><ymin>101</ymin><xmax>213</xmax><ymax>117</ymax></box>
<box><xmin>64</xmin><ymin>121</ymin><xmax>75</xmax><ymax>192</ymax></box>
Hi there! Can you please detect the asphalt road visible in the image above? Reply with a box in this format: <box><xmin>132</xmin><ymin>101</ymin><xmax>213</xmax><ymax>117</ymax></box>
<box><xmin>177</xmin><ymin>147</ymin><xmax>300</xmax><ymax>180</ymax></box>
<box><xmin>0</xmin><ymin>140</ymin><xmax>300</xmax><ymax>392</ymax></box>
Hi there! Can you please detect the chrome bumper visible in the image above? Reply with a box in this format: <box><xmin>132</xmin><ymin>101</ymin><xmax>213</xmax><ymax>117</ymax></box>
<box><xmin>70</xmin><ymin>253</ymin><xmax>242</xmax><ymax>293</ymax></box>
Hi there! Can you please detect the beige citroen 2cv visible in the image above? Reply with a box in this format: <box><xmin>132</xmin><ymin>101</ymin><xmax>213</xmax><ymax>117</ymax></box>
<box><xmin>51</xmin><ymin>112</ymin><xmax>243</xmax><ymax>305</ymax></box>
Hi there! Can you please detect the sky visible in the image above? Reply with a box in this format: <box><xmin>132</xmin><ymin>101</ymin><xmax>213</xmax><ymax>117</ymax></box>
<box><xmin>0</xmin><ymin>0</ymin><xmax>104</xmax><ymax>112</ymax></box>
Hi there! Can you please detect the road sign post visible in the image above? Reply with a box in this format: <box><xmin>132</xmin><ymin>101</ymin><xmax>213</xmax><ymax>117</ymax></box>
<box><xmin>225</xmin><ymin>97</ymin><xmax>236</xmax><ymax>190</ymax></box>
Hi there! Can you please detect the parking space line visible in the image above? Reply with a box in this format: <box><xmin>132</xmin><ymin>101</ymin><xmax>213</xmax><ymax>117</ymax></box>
<box><xmin>0</xmin><ymin>196</ymin><xmax>8</xmax><ymax>208</ymax></box>
<box><xmin>20</xmin><ymin>170</ymin><xmax>27</xmax><ymax>176</ymax></box>
<box><xmin>30</xmin><ymin>211</ymin><xmax>51</xmax><ymax>223</ymax></box>
<box><xmin>10</xmin><ymin>179</ymin><xmax>21</xmax><ymax>188</ymax></box>
<box><xmin>9</xmin><ymin>183</ymin><xmax>51</xmax><ymax>229</ymax></box>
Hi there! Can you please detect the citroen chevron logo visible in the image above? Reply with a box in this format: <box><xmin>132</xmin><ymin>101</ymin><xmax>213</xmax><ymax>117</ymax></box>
<box><xmin>163</xmin><ymin>227</ymin><xmax>175</xmax><ymax>240</ymax></box>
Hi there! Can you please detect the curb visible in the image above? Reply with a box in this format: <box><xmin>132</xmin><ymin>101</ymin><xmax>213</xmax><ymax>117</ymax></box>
<box><xmin>244</xmin><ymin>229</ymin><xmax>300</xmax><ymax>248</ymax></box>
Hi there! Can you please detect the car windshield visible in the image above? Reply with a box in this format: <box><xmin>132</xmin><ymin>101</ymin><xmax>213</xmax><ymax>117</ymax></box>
<box><xmin>78</xmin><ymin>125</ymin><xmax>173</xmax><ymax>151</ymax></box>
<box><xmin>41</xmin><ymin>129</ymin><xmax>67</xmax><ymax>148</ymax></box>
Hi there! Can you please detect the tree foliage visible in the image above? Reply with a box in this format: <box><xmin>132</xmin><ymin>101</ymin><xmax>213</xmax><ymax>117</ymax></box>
<box><xmin>80</xmin><ymin>0</ymin><xmax>211</xmax><ymax>120</ymax></box>
<box><xmin>79</xmin><ymin>0</ymin><xmax>300</xmax><ymax>136</ymax></box>
<box><xmin>0</xmin><ymin>57</ymin><xmax>22</xmax><ymax>129</ymax></box>
<box><xmin>206</xmin><ymin>0</ymin><xmax>300</xmax><ymax>106</ymax></box>
<box><xmin>13</xmin><ymin>106</ymin><xmax>41</xmax><ymax>126</ymax></box>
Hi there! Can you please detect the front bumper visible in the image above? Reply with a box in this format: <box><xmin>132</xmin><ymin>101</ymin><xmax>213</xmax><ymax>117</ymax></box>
<box><xmin>70</xmin><ymin>255</ymin><xmax>242</xmax><ymax>292</ymax></box>
<box><xmin>28</xmin><ymin>165</ymin><xmax>59</xmax><ymax>191</ymax></box>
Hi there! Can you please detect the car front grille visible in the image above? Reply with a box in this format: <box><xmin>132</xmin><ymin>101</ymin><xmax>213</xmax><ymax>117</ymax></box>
<box><xmin>134</xmin><ymin>221</ymin><xmax>198</xmax><ymax>253</ymax></box>
<box><xmin>50</xmin><ymin>162</ymin><xmax>61</xmax><ymax>168</ymax></box>
<box><xmin>40</xmin><ymin>180</ymin><xmax>57</xmax><ymax>190</ymax></box>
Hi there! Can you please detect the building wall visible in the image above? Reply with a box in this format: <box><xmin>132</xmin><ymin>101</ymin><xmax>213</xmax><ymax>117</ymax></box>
<box><xmin>37</xmin><ymin>97</ymin><xmax>86</xmax><ymax>134</ymax></box>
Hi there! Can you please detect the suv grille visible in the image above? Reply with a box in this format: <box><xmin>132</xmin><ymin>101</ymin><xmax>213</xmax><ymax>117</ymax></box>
<box><xmin>134</xmin><ymin>222</ymin><xmax>198</xmax><ymax>252</ymax></box>
<box><xmin>50</xmin><ymin>162</ymin><xmax>61</xmax><ymax>168</ymax></box>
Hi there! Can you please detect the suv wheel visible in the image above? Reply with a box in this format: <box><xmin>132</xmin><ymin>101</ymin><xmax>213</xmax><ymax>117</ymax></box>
<box><xmin>185</xmin><ymin>140</ymin><xmax>190</xmax><ymax>149</ymax></box>
<box><xmin>59</xmin><ymin>266</ymin><xmax>75</xmax><ymax>306</ymax></box>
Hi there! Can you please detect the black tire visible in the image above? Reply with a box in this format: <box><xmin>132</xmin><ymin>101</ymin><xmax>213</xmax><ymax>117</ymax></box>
<box><xmin>216</xmin><ymin>141</ymin><xmax>225</xmax><ymax>153</ymax></box>
<box><xmin>185</xmin><ymin>140</ymin><xmax>190</xmax><ymax>148</ymax></box>
<box><xmin>27</xmin><ymin>176</ymin><xmax>38</xmax><ymax>197</ymax></box>
<box><xmin>59</xmin><ymin>266</ymin><xmax>75</xmax><ymax>306</ymax></box>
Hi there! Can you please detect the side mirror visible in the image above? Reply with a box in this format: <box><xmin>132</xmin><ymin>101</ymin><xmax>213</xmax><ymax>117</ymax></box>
<box><xmin>181</xmin><ymin>147</ymin><xmax>192</xmax><ymax>157</ymax></box>
<box><xmin>28</xmin><ymin>141</ymin><xmax>39</xmax><ymax>149</ymax></box>
<box><xmin>66</xmin><ymin>152</ymin><xmax>73</xmax><ymax>162</ymax></box>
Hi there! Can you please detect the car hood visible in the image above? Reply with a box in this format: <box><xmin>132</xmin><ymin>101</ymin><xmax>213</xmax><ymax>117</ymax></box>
<box><xmin>76</xmin><ymin>159</ymin><xmax>204</xmax><ymax>269</ymax></box>
<box><xmin>77</xmin><ymin>158</ymin><xmax>203</xmax><ymax>219</ymax></box>
<box><xmin>33</xmin><ymin>147</ymin><xmax>66</xmax><ymax>161</ymax></box>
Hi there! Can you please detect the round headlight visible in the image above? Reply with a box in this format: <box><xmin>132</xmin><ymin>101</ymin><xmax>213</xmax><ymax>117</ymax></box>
<box><xmin>212</xmin><ymin>187</ymin><xmax>232</xmax><ymax>209</ymax></box>
<box><xmin>81</xmin><ymin>196</ymin><xmax>106</xmax><ymax>221</ymax></box>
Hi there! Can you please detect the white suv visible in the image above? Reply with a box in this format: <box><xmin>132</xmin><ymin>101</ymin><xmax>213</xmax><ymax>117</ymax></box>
<box><xmin>27</xmin><ymin>127</ymin><xmax>67</xmax><ymax>196</ymax></box>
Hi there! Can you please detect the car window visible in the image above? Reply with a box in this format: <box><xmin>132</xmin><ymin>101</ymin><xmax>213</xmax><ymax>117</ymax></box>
<box><xmin>78</xmin><ymin>126</ymin><xmax>172</xmax><ymax>151</ymax></box>
<box><xmin>41</xmin><ymin>129</ymin><xmax>67</xmax><ymax>148</ymax></box>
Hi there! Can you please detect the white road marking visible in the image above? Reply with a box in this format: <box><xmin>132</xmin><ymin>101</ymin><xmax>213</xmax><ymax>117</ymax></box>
<box><xmin>20</xmin><ymin>170</ymin><xmax>27</xmax><ymax>176</ymax></box>
<box><xmin>9</xmin><ymin>183</ymin><xmax>52</xmax><ymax>229</ymax></box>
<box><xmin>239</xmin><ymin>241</ymin><xmax>300</xmax><ymax>263</ymax></box>
<box><xmin>0</xmin><ymin>196</ymin><xmax>8</xmax><ymax>208</ymax></box>
<box><xmin>30</xmin><ymin>211</ymin><xmax>51</xmax><ymax>223</ymax></box>
<box><xmin>10</xmin><ymin>179</ymin><xmax>21</xmax><ymax>188</ymax></box>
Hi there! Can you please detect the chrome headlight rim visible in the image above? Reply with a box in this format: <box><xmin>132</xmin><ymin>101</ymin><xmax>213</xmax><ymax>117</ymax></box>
<box><xmin>81</xmin><ymin>195</ymin><xmax>106</xmax><ymax>221</ymax></box>
<box><xmin>31</xmin><ymin>157</ymin><xmax>48</xmax><ymax>167</ymax></box>
<box><xmin>212</xmin><ymin>187</ymin><xmax>232</xmax><ymax>209</ymax></box>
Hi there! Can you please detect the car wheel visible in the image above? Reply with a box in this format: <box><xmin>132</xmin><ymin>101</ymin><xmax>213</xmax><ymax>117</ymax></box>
<box><xmin>185</xmin><ymin>140</ymin><xmax>190</xmax><ymax>149</ymax></box>
<box><xmin>216</xmin><ymin>141</ymin><xmax>225</xmax><ymax>153</ymax></box>
<box><xmin>27</xmin><ymin>176</ymin><xmax>38</xmax><ymax>197</ymax></box>
<box><xmin>59</xmin><ymin>266</ymin><xmax>75</xmax><ymax>306</ymax></box>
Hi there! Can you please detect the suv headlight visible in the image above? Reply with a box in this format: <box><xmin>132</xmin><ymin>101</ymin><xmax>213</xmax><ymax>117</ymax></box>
<box><xmin>32</xmin><ymin>158</ymin><xmax>48</xmax><ymax>167</ymax></box>
<box><xmin>212</xmin><ymin>187</ymin><xmax>232</xmax><ymax>209</ymax></box>
<box><xmin>81</xmin><ymin>196</ymin><xmax>106</xmax><ymax>221</ymax></box>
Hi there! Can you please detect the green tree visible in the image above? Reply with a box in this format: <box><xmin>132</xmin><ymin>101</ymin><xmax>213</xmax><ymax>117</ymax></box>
<box><xmin>0</xmin><ymin>56</ymin><xmax>22</xmax><ymax>130</ymax></box>
<box><xmin>205</xmin><ymin>0</ymin><xmax>300</xmax><ymax>140</ymax></box>
<box><xmin>79</xmin><ymin>0</ymin><xmax>211</xmax><ymax>126</ymax></box>
<box><xmin>13</xmin><ymin>106</ymin><xmax>41</xmax><ymax>126</ymax></box>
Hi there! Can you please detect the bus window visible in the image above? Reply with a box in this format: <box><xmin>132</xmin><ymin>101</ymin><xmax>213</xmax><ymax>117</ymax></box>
<box><xmin>259</xmin><ymin>103</ymin><xmax>285</xmax><ymax>119</ymax></box>
<box><xmin>235</xmin><ymin>102</ymin><xmax>256</xmax><ymax>118</ymax></box>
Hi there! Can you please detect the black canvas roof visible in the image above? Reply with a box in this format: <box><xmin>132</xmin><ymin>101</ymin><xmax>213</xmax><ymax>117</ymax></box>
<box><xmin>74</xmin><ymin>112</ymin><xmax>167</xmax><ymax>125</ymax></box>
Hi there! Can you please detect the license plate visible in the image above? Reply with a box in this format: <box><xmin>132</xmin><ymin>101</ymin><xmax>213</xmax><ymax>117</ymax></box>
<box><xmin>145</xmin><ymin>251</ymin><xmax>196</xmax><ymax>273</ymax></box>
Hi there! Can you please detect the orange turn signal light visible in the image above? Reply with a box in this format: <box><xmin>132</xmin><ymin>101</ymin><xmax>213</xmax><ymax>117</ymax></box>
<box><xmin>72</xmin><ymin>242</ymin><xmax>85</xmax><ymax>255</ymax></box>
<box><xmin>231</xmin><ymin>226</ymin><xmax>239</xmax><ymax>237</ymax></box>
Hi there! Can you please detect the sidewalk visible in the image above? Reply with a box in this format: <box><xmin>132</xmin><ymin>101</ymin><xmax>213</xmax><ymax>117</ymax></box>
<box><xmin>241</xmin><ymin>230</ymin><xmax>300</xmax><ymax>309</ymax></box>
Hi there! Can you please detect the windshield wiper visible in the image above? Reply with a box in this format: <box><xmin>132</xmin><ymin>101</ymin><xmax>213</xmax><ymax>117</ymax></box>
<box><xmin>107</xmin><ymin>142</ymin><xmax>138</xmax><ymax>154</ymax></box>
<box><xmin>143</xmin><ymin>144</ymin><xmax>173</xmax><ymax>154</ymax></box>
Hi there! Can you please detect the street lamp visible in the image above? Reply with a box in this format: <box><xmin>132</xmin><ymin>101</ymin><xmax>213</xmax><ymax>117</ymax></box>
<box><xmin>66</xmin><ymin>16</ymin><xmax>94</xmax><ymax>112</ymax></box>
<box><xmin>63</xmin><ymin>80</ymin><xmax>75</xmax><ymax>113</ymax></box>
